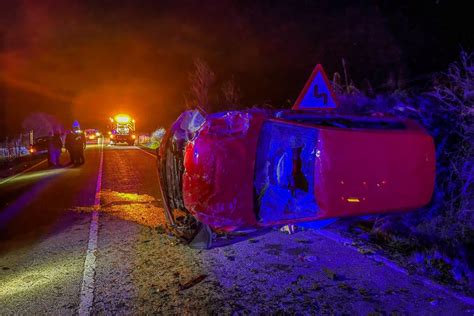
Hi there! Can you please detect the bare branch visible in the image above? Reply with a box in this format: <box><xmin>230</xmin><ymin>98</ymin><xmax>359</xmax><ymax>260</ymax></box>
<box><xmin>188</xmin><ymin>58</ymin><xmax>215</xmax><ymax>115</ymax></box>
<box><xmin>221</xmin><ymin>76</ymin><xmax>241</xmax><ymax>109</ymax></box>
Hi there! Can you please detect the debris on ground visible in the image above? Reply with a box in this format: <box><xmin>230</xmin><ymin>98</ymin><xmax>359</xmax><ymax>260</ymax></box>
<box><xmin>323</xmin><ymin>267</ymin><xmax>338</xmax><ymax>281</ymax></box>
<box><xmin>71</xmin><ymin>190</ymin><xmax>167</xmax><ymax>228</ymax></box>
<box><xmin>280</xmin><ymin>224</ymin><xmax>297</xmax><ymax>234</ymax></box>
<box><xmin>179</xmin><ymin>274</ymin><xmax>208</xmax><ymax>291</ymax></box>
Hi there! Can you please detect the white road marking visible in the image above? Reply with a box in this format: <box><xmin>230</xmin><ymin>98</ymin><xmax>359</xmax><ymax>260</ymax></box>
<box><xmin>137</xmin><ymin>146</ymin><xmax>157</xmax><ymax>158</ymax></box>
<box><xmin>78</xmin><ymin>141</ymin><xmax>104</xmax><ymax>315</ymax></box>
<box><xmin>0</xmin><ymin>159</ymin><xmax>47</xmax><ymax>185</ymax></box>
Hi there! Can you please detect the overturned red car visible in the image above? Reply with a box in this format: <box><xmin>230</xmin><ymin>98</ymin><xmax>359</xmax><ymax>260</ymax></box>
<box><xmin>157</xmin><ymin>109</ymin><xmax>435</xmax><ymax>247</ymax></box>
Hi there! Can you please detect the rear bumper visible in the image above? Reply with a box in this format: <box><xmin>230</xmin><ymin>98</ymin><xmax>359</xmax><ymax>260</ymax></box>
<box><xmin>111</xmin><ymin>135</ymin><xmax>134</xmax><ymax>143</ymax></box>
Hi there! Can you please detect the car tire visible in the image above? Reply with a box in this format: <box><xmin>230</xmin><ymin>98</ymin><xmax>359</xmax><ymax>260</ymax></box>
<box><xmin>158</xmin><ymin>128</ymin><xmax>208</xmax><ymax>246</ymax></box>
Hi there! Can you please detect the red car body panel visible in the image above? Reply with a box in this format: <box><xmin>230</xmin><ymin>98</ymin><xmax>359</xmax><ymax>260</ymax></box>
<box><xmin>181</xmin><ymin>110</ymin><xmax>435</xmax><ymax>232</ymax></box>
<box><xmin>183</xmin><ymin>112</ymin><xmax>266</xmax><ymax>231</ymax></box>
<box><xmin>314</xmin><ymin>125</ymin><xmax>435</xmax><ymax>219</ymax></box>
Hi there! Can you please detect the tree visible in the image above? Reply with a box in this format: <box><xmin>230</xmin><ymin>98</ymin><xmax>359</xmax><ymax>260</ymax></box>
<box><xmin>188</xmin><ymin>58</ymin><xmax>215</xmax><ymax>114</ymax></box>
<box><xmin>221</xmin><ymin>76</ymin><xmax>241</xmax><ymax>109</ymax></box>
<box><xmin>21</xmin><ymin>112</ymin><xmax>61</xmax><ymax>138</ymax></box>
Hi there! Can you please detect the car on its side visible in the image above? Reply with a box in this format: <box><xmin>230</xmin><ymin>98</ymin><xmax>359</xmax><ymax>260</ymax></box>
<box><xmin>158</xmin><ymin>109</ymin><xmax>435</xmax><ymax>248</ymax></box>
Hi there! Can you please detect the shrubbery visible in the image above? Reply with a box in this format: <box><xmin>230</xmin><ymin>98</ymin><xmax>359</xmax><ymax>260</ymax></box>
<box><xmin>147</xmin><ymin>128</ymin><xmax>166</xmax><ymax>150</ymax></box>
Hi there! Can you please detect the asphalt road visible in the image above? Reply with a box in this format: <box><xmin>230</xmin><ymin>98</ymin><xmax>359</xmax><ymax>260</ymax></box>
<box><xmin>0</xmin><ymin>144</ymin><xmax>472</xmax><ymax>314</ymax></box>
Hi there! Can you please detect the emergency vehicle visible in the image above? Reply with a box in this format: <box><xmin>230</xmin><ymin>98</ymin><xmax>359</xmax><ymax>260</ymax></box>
<box><xmin>108</xmin><ymin>114</ymin><xmax>136</xmax><ymax>145</ymax></box>
<box><xmin>84</xmin><ymin>128</ymin><xmax>102</xmax><ymax>144</ymax></box>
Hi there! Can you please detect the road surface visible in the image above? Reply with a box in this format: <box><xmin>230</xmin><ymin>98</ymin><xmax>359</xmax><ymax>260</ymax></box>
<box><xmin>0</xmin><ymin>144</ymin><xmax>472</xmax><ymax>314</ymax></box>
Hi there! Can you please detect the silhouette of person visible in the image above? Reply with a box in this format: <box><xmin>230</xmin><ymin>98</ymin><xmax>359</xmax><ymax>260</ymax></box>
<box><xmin>48</xmin><ymin>131</ymin><xmax>63</xmax><ymax>167</ymax></box>
<box><xmin>72</xmin><ymin>129</ymin><xmax>86</xmax><ymax>165</ymax></box>
<box><xmin>66</xmin><ymin>121</ymin><xmax>86</xmax><ymax>166</ymax></box>
<box><xmin>65</xmin><ymin>130</ymin><xmax>76</xmax><ymax>165</ymax></box>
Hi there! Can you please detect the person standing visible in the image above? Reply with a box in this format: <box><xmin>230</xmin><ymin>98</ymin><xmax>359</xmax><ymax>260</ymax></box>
<box><xmin>51</xmin><ymin>131</ymin><xmax>63</xmax><ymax>166</ymax></box>
<box><xmin>65</xmin><ymin>130</ymin><xmax>76</xmax><ymax>165</ymax></box>
<box><xmin>66</xmin><ymin>121</ymin><xmax>86</xmax><ymax>166</ymax></box>
<box><xmin>72</xmin><ymin>129</ymin><xmax>86</xmax><ymax>165</ymax></box>
<box><xmin>48</xmin><ymin>131</ymin><xmax>62</xmax><ymax>167</ymax></box>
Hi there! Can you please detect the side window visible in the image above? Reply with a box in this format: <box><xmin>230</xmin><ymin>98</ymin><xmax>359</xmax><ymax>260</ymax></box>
<box><xmin>254</xmin><ymin>121</ymin><xmax>319</xmax><ymax>223</ymax></box>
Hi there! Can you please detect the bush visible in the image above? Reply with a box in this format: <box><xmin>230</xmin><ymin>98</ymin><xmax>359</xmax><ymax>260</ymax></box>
<box><xmin>148</xmin><ymin>128</ymin><xmax>166</xmax><ymax>150</ymax></box>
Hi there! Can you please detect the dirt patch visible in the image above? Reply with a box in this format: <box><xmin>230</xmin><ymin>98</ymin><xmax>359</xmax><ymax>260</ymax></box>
<box><xmin>71</xmin><ymin>190</ymin><xmax>166</xmax><ymax>228</ymax></box>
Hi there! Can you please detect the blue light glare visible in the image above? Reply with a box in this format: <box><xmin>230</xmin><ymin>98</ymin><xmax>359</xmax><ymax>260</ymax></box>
<box><xmin>254</xmin><ymin>121</ymin><xmax>319</xmax><ymax>223</ymax></box>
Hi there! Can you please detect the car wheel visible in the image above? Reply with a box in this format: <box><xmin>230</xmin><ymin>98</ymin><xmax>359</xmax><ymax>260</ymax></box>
<box><xmin>158</xmin><ymin>129</ymin><xmax>207</xmax><ymax>245</ymax></box>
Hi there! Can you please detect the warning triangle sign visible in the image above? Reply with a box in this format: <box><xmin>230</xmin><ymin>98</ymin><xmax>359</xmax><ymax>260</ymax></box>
<box><xmin>292</xmin><ymin>64</ymin><xmax>339</xmax><ymax>110</ymax></box>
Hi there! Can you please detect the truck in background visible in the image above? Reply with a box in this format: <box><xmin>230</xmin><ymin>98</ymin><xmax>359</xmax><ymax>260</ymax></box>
<box><xmin>108</xmin><ymin>114</ymin><xmax>136</xmax><ymax>146</ymax></box>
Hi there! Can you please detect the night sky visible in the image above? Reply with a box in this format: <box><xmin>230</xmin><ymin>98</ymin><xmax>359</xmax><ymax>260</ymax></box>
<box><xmin>0</xmin><ymin>0</ymin><xmax>472</xmax><ymax>135</ymax></box>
